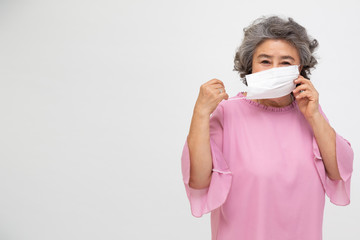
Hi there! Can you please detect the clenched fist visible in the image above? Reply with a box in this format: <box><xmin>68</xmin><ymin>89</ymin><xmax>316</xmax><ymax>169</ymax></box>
<box><xmin>194</xmin><ymin>79</ymin><xmax>229</xmax><ymax>116</ymax></box>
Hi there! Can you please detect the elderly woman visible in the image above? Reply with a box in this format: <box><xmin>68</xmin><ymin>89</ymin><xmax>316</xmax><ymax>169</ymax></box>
<box><xmin>181</xmin><ymin>16</ymin><xmax>354</xmax><ymax>240</ymax></box>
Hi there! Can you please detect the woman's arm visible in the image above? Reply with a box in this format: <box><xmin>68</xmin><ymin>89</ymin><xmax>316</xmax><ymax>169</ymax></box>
<box><xmin>187</xmin><ymin>110</ymin><xmax>213</xmax><ymax>189</ymax></box>
<box><xmin>293</xmin><ymin>76</ymin><xmax>353</xmax><ymax>205</ymax></box>
<box><xmin>292</xmin><ymin>76</ymin><xmax>342</xmax><ymax>180</ymax></box>
<box><xmin>307</xmin><ymin>112</ymin><xmax>341</xmax><ymax>180</ymax></box>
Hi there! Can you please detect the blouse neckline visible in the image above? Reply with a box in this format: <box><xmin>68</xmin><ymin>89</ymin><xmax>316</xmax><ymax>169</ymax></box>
<box><xmin>236</xmin><ymin>92</ymin><xmax>298</xmax><ymax>112</ymax></box>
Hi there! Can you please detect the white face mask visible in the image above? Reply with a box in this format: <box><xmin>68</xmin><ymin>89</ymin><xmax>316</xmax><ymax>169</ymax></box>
<box><xmin>243</xmin><ymin>65</ymin><xmax>300</xmax><ymax>99</ymax></box>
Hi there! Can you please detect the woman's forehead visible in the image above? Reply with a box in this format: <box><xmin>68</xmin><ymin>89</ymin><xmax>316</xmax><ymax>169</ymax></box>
<box><xmin>254</xmin><ymin>39</ymin><xmax>300</xmax><ymax>59</ymax></box>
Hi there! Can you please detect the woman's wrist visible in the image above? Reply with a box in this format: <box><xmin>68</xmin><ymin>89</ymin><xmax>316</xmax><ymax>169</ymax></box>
<box><xmin>306</xmin><ymin>110</ymin><xmax>323</xmax><ymax>128</ymax></box>
<box><xmin>193</xmin><ymin>106</ymin><xmax>211</xmax><ymax>119</ymax></box>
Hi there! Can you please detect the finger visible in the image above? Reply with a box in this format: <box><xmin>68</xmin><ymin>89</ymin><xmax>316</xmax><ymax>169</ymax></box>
<box><xmin>219</xmin><ymin>92</ymin><xmax>229</xmax><ymax>101</ymax></box>
<box><xmin>292</xmin><ymin>84</ymin><xmax>310</xmax><ymax>95</ymax></box>
<box><xmin>293</xmin><ymin>77</ymin><xmax>316</xmax><ymax>92</ymax></box>
<box><xmin>295</xmin><ymin>90</ymin><xmax>312</xmax><ymax>100</ymax></box>
<box><xmin>294</xmin><ymin>76</ymin><xmax>311</xmax><ymax>86</ymax></box>
<box><xmin>211</xmin><ymin>83</ymin><xmax>226</xmax><ymax>90</ymax></box>
<box><xmin>207</xmin><ymin>78</ymin><xmax>225</xmax><ymax>87</ymax></box>
<box><xmin>200</xmin><ymin>82</ymin><xmax>224</xmax><ymax>94</ymax></box>
<box><xmin>214</xmin><ymin>87</ymin><xmax>226</xmax><ymax>95</ymax></box>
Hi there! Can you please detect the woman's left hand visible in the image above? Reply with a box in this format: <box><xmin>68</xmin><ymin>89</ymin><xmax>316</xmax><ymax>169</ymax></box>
<box><xmin>292</xmin><ymin>76</ymin><xmax>320</xmax><ymax>120</ymax></box>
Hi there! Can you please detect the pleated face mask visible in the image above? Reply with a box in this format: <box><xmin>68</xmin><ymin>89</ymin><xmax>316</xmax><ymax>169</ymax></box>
<box><xmin>243</xmin><ymin>65</ymin><xmax>300</xmax><ymax>99</ymax></box>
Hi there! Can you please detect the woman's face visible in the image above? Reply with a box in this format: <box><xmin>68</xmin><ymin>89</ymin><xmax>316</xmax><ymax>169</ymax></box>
<box><xmin>252</xmin><ymin>39</ymin><xmax>301</xmax><ymax>73</ymax></box>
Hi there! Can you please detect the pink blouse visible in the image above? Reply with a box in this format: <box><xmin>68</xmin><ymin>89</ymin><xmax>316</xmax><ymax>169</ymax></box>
<box><xmin>181</xmin><ymin>92</ymin><xmax>354</xmax><ymax>240</ymax></box>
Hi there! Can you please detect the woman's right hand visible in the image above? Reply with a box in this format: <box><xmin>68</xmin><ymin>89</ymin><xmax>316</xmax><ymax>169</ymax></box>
<box><xmin>194</xmin><ymin>79</ymin><xmax>229</xmax><ymax>116</ymax></box>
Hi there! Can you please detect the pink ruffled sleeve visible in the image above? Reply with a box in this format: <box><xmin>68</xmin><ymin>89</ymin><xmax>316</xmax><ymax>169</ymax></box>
<box><xmin>312</xmin><ymin>104</ymin><xmax>354</xmax><ymax>206</ymax></box>
<box><xmin>181</xmin><ymin>103</ymin><xmax>233</xmax><ymax>217</ymax></box>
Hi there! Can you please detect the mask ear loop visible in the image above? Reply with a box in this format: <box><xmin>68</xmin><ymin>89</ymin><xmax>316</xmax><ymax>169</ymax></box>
<box><xmin>294</xmin><ymin>64</ymin><xmax>302</xmax><ymax>98</ymax></box>
<box><xmin>297</xmin><ymin>64</ymin><xmax>302</xmax><ymax>74</ymax></box>
<box><xmin>238</xmin><ymin>77</ymin><xmax>248</xmax><ymax>99</ymax></box>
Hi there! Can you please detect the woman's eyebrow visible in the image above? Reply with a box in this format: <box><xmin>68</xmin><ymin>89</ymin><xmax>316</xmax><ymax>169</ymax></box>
<box><xmin>280</xmin><ymin>56</ymin><xmax>295</xmax><ymax>61</ymax></box>
<box><xmin>256</xmin><ymin>54</ymin><xmax>272</xmax><ymax>59</ymax></box>
<box><xmin>256</xmin><ymin>54</ymin><xmax>295</xmax><ymax>61</ymax></box>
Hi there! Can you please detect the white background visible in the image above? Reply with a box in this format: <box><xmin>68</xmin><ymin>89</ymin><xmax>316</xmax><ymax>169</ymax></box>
<box><xmin>0</xmin><ymin>0</ymin><xmax>359</xmax><ymax>239</ymax></box>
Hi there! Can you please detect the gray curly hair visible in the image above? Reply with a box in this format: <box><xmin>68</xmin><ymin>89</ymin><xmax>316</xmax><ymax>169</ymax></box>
<box><xmin>233</xmin><ymin>16</ymin><xmax>319</xmax><ymax>85</ymax></box>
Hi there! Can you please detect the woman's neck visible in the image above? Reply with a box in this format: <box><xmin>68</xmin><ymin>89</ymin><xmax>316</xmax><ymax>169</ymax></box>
<box><xmin>254</xmin><ymin>94</ymin><xmax>294</xmax><ymax>108</ymax></box>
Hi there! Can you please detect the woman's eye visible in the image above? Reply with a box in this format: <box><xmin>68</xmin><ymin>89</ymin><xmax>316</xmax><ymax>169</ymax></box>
<box><xmin>261</xmin><ymin>60</ymin><xmax>270</xmax><ymax>64</ymax></box>
<box><xmin>282</xmin><ymin>62</ymin><xmax>291</xmax><ymax>65</ymax></box>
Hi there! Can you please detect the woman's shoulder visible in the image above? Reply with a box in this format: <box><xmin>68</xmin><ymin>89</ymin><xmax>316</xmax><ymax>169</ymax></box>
<box><xmin>219</xmin><ymin>91</ymin><xmax>248</xmax><ymax>110</ymax></box>
<box><xmin>212</xmin><ymin>92</ymin><xmax>249</xmax><ymax>120</ymax></box>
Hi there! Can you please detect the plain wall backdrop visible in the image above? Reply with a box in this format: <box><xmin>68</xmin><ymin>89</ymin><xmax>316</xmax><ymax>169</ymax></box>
<box><xmin>0</xmin><ymin>0</ymin><xmax>359</xmax><ymax>239</ymax></box>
